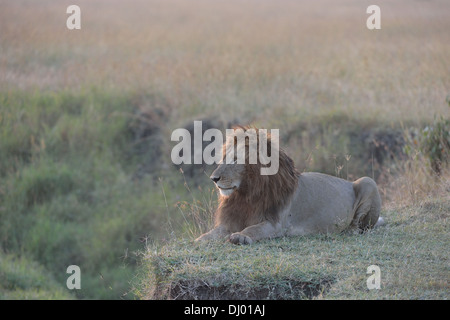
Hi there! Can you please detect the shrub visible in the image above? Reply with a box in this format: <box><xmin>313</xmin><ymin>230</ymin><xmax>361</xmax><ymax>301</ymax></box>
<box><xmin>419</xmin><ymin>109</ymin><xmax>450</xmax><ymax>175</ymax></box>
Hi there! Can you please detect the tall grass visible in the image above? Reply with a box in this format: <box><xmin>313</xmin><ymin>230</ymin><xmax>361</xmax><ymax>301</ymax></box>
<box><xmin>1</xmin><ymin>1</ymin><xmax>449</xmax><ymax>124</ymax></box>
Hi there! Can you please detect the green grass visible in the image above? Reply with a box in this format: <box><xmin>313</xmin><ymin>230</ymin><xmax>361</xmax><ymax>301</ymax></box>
<box><xmin>135</xmin><ymin>197</ymin><xmax>449</xmax><ymax>300</ymax></box>
<box><xmin>0</xmin><ymin>89</ymin><xmax>190</xmax><ymax>299</ymax></box>
<box><xmin>0</xmin><ymin>253</ymin><xmax>73</xmax><ymax>300</ymax></box>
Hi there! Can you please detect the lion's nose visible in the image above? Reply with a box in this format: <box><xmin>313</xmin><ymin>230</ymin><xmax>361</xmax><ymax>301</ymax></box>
<box><xmin>210</xmin><ymin>176</ymin><xmax>220</xmax><ymax>183</ymax></box>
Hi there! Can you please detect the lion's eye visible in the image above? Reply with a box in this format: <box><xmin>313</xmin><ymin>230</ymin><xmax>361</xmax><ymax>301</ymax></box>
<box><xmin>221</xmin><ymin>158</ymin><xmax>237</xmax><ymax>165</ymax></box>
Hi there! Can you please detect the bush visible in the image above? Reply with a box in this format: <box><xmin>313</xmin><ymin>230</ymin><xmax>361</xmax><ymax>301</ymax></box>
<box><xmin>403</xmin><ymin>99</ymin><xmax>450</xmax><ymax>175</ymax></box>
<box><xmin>420</xmin><ymin>115</ymin><xmax>450</xmax><ymax>175</ymax></box>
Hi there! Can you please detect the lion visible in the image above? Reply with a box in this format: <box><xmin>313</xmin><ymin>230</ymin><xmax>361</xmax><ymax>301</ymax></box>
<box><xmin>195</xmin><ymin>126</ymin><xmax>383</xmax><ymax>245</ymax></box>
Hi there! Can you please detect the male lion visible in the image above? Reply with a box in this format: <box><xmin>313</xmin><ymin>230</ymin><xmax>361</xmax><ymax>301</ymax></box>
<box><xmin>195</xmin><ymin>126</ymin><xmax>383</xmax><ymax>245</ymax></box>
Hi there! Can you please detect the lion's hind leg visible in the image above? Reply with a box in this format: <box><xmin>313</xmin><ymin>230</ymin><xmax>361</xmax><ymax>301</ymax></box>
<box><xmin>350</xmin><ymin>177</ymin><xmax>382</xmax><ymax>232</ymax></box>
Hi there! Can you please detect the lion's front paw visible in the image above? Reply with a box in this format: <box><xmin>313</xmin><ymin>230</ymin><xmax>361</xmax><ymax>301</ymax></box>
<box><xmin>229</xmin><ymin>232</ymin><xmax>253</xmax><ymax>245</ymax></box>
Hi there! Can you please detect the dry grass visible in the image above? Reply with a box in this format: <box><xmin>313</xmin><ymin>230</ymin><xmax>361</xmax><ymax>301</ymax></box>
<box><xmin>1</xmin><ymin>0</ymin><xmax>449</xmax><ymax>125</ymax></box>
<box><xmin>386</xmin><ymin>157</ymin><xmax>450</xmax><ymax>206</ymax></box>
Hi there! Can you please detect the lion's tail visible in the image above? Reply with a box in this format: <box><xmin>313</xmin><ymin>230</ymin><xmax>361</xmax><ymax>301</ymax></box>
<box><xmin>374</xmin><ymin>216</ymin><xmax>386</xmax><ymax>228</ymax></box>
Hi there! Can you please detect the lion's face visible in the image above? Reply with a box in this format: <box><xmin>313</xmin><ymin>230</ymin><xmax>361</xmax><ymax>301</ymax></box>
<box><xmin>210</xmin><ymin>160</ymin><xmax>245</xmax><ymax>197</ymax></box>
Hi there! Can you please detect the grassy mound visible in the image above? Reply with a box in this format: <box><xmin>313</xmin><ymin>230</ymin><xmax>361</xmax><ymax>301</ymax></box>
<box><xmin>135</xmin><ymin>197</ymin><xmax>449</xmax><ymax>300</ymax></box>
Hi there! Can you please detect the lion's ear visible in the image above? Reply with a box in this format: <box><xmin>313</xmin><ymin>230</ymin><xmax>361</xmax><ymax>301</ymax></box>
<box><xmin>231</xmin><ymin>124</ymin><xmax>247</xmax><ymax>131</ymax></box>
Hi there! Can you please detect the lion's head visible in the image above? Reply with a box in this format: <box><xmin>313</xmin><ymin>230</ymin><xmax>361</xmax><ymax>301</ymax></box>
<box><xmin>210</xmin><ymin>160</ymin><xmax>245</xmax><ymax>197</ymax></box>
<box><xmin>210</xmin><ymin>126</ymin><xmax>300</xmax><ymax>233</ymax></box>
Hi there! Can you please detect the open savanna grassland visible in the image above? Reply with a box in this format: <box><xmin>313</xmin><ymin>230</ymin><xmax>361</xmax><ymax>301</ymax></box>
<box><xmin>0</xmin><ymin>0</ymin><xmax>449</xmax><ymax>299</ymax></box>
<box><xmin>1</xmin><ymin>0</ymin><xmax>449</xmax><ymax>123</ymax></box>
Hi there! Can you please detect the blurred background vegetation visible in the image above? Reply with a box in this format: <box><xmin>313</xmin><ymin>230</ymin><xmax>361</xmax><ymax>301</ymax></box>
<box><xmin>0</xmin><ymin>0</ymin><xmax>448</xmax><ymax>299</ymax></box>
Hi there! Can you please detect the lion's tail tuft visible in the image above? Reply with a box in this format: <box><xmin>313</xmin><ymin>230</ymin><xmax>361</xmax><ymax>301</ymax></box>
<box><xmin>374</xmin><ymin>216</ymin><xmax>386</xmax><ymax>228</ymax></box>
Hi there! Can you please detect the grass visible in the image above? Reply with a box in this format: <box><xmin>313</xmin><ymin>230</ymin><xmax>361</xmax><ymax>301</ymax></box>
<box><xmin>0</xmin><ymin>0</ymin><xmax>449</xmax><ymax>299</ymax></box>
<box><xmin>0</xmin><ymin>89</ymin><xmax>189</xmax><ymax>299</ymax></box>
<box><xmin>135</xmin><ymin>196</ymin><xmax>450</xmax><ymax>300</ymax></box>
<box><xmin>1</xmin><ymin>1</ymin><xmax>449</xmax><ymax>124</ymax></box>
<box><xmin>0</xmin><ymin>252</ymin><xmax>73</xmax><ymax>299</ymax></box>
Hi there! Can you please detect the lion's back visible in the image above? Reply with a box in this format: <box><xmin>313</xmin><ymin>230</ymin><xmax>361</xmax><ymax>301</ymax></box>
<box><xmin>285</xmin><ymin>172</ymin><xmax>356</xmax><ymax>234</ymax></box>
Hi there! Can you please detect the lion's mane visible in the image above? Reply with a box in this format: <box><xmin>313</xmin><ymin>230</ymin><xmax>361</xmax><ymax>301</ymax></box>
<box><xmin>215</xmin><ymin>126</ymin><xmax>300</xmax><ymax>233</ymax></box>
